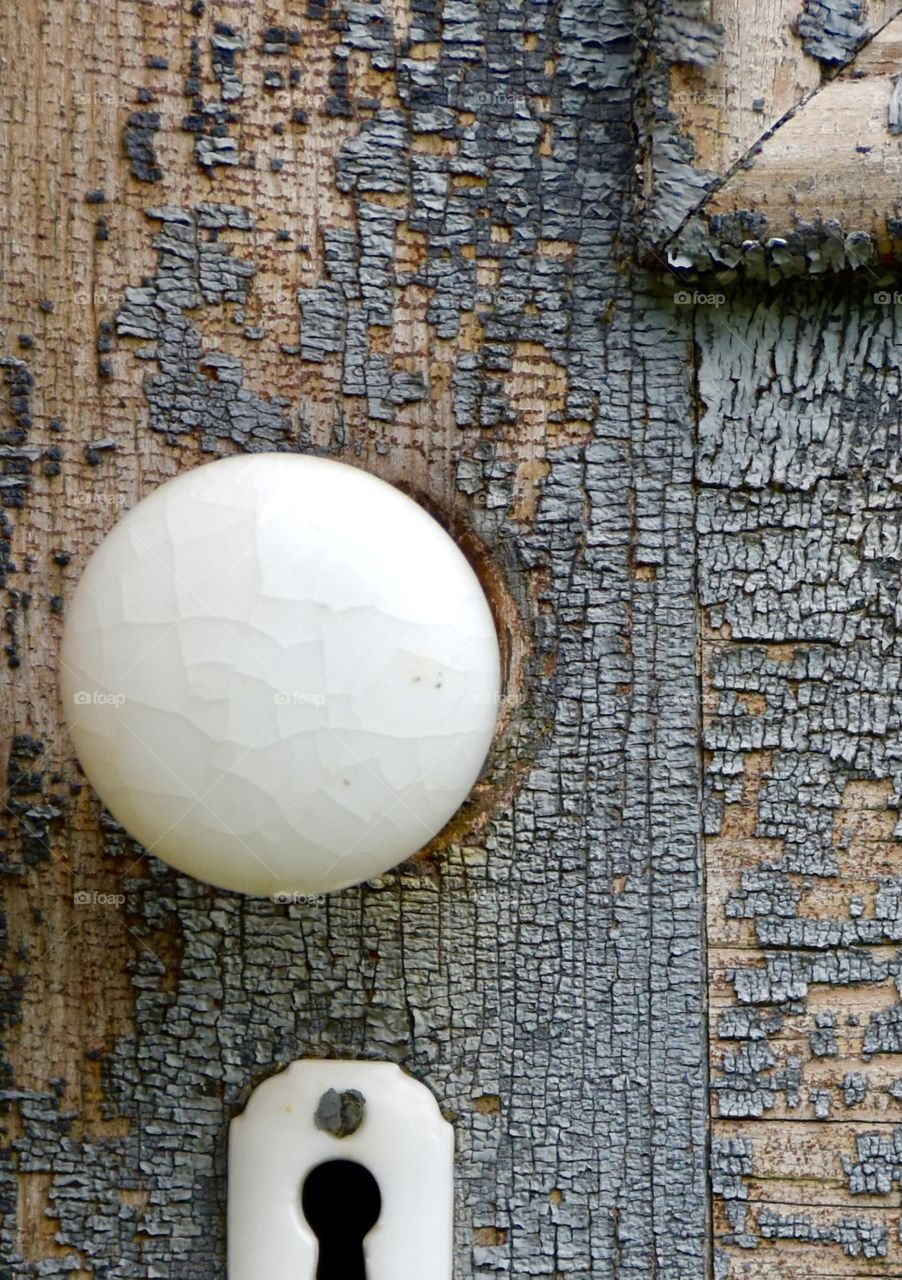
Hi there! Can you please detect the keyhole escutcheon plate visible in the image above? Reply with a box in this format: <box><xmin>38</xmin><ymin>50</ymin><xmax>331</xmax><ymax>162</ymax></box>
<box><xmin>228</xmin><ymin>1060</ymin><xmax>453</xmax><ymax>1280</ymax></box>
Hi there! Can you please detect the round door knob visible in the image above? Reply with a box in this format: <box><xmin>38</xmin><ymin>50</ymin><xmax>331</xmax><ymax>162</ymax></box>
<box><xmin>61</xmin><ymin>454</ymin><xmax>501</xmax><ymax>896</ymax></box>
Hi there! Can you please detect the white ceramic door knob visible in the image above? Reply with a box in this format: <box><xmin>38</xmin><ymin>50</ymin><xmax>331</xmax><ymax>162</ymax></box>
<box><xmin>61</xmin><ymin>454</ymin><xmax>501</xmax><ymax>895</ymax></box>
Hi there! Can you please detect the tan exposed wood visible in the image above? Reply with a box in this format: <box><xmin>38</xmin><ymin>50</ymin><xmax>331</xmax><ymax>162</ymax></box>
<box><xmin>17</xmin><ymin>1172</ymin><xmax>90</xmax><ymax>1276</ymax></box>
<box><xmin>668</xmin><ymin>0</ymin><xmax>821</xmax><ymax>176</ymax></box>
<box><xmin>704</xmin><ymin>16</ymin><xmax>902</xmax><ymax>252</ymax></box>
<box><xmin>652</xmin><ymin>3</ymin><xmax>902</xmax><ymax>266</ymax></box>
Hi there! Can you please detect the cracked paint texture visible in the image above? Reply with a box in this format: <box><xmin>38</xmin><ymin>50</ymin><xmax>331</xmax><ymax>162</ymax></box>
<box><xmin>700</xmin><ymin>282</ymin><xmax>902</xmax><ymax>1278</ymax></box>
<box><xmin>0</xmin><ymin>0</ymin><xmax>706</xmax><ymax>1277</ymax></box>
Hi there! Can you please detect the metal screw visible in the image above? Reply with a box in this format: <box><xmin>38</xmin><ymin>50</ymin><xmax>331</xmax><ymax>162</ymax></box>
<box><xmin>314</xmin><ymin>1087</ymin><xmax>366</xmax><ymax>1138</ymax></box>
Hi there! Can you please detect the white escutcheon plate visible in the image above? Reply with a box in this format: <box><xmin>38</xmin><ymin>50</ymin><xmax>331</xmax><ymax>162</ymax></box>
<box><xmin>228</xmin><ymin>1059</ymin><xmax>453</xmax><ymax>1280</ymax></box>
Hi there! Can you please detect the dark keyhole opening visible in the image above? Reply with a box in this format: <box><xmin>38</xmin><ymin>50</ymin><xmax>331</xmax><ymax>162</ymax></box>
<box><xmin>302</xmin><ymin>1159</ymin><xmax>382</xmax><ymax>1280</ymax></box>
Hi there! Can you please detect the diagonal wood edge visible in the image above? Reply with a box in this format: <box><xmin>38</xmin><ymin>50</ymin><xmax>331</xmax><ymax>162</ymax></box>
<box><xmin>663</xmin><ymin>15</ymin><xmax>902</xmax><ymax>276</ymax></box>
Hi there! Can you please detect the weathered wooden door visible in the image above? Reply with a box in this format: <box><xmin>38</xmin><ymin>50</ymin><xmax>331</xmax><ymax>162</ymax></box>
<box><xmin>4</xmin><ymin>1</ymin><xmax>902</xmax><ymax>1277</ymax></box>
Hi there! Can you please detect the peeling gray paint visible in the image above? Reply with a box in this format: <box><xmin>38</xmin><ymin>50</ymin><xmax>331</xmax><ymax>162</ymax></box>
<box><xmin>759</xmin><ymin>1209</ymin><xmax>887</xmax><ymax>1258</ymax></box>
<box><xmin>667</xmin><ymin>213</ymin><xmax>880</xmax><ymax>279</ymax></box>
<box><xmin>123</xmin><ymin>110</ymin><xmax>163</xmax><ymax>183</ymax></box>
<box><xmin>2</xmin><ymin>2</ymin><xmax>709</xmax><ymax>1278</ymax></box>
<box><xmin>636</xmin><ymin>0</ymin><xmax>725</xmax><ymax>245</ymax></box>
<box><xmin>795</xmin><ymin>0</ymin><xmax>869</xmax><ymax>65</ymax></box>
<box><xmin>654</xmin><ymin>2</ymin><xmax>724</xmax><ymax>67</ymax></box>
<box><xmin>116</xmin><ymin>205</ymin><xmax>294</xmax><ymax>452</ymax></box>
<box><xmin>699</xmin><ymin>282</ymin><xmax>902</xmax><ymax>1262</ymax></box>
<box><xmin>0</xmin><ymin>357</ymin><xmax>37</xmax><ymax>679</ymax></box>
<box><xmin>890</xmin><ymin>73</ymin><xmax>902</xmax><ymax>133</ymax></box>
<box><xmin>710</xmin><ymin>1136</ymin><xmax>752</xmax><ymax>1199</ymax></box>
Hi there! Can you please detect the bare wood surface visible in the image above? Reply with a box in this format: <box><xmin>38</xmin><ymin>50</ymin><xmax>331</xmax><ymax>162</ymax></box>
<box><xmin>0</xmin><ymin>1</ymin><xmax>709</xmax><ymax>1276</ymax></box>
<box><xmin>667</xmin><ymin>0</ymin><xmax>821</xmax><ymax>178</ymax></box>
<box><xmin>701</xmin><ymin>17</ymin><xmax>902</xmax><ymax>257</ymax></box>
<box><xmin>645</xmin><ymin>2</ymin><xmax>902</xmax><ymax>270</ymax></box>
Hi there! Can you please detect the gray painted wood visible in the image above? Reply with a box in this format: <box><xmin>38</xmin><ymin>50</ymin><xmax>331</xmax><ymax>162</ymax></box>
<box><xmin>1</xmin><ymin>1</ymin><xmax>716</xmax><ymax>1276</ymax></box>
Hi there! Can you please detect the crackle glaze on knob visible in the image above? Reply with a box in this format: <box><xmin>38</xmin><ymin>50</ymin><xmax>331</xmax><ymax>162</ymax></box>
<box><xmin>61</xmin><ymin>454</ymin><xmax>501</xmax><ymax>895</ymax></box>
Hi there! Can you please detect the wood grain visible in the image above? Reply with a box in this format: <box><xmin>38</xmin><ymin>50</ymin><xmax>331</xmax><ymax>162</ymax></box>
<box><xmin>700</xmin><ymin>283</ymin><xmax>902</xmax><ymax>1278</ymax></box>
<box><xmin>703</xmin><ymin>16</ymin><xmax>902</xmax><ymax>257</ymax></box>
<box><xmin>645</xmin><ymin>1</ymin><xmax>902</xmax><ymax>269</ymax></box>
<box><xmin>0</xmin><ymin>1</ymin><xmax>708</xmax><ymax>1277</ymax></box>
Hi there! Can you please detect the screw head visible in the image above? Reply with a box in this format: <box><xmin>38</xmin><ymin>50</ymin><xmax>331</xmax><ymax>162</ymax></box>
<box><xmin>315</xmin><ymin>1087</ymin><xmax>366</xmax><ymax>1138</ymax></box>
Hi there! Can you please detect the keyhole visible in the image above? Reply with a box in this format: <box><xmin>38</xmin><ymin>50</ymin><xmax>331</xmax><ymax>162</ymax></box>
<box><xmin>302</xmin><ymin>1159</ymin><xmax>381</xmax><ymax>1280</ymax></box>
